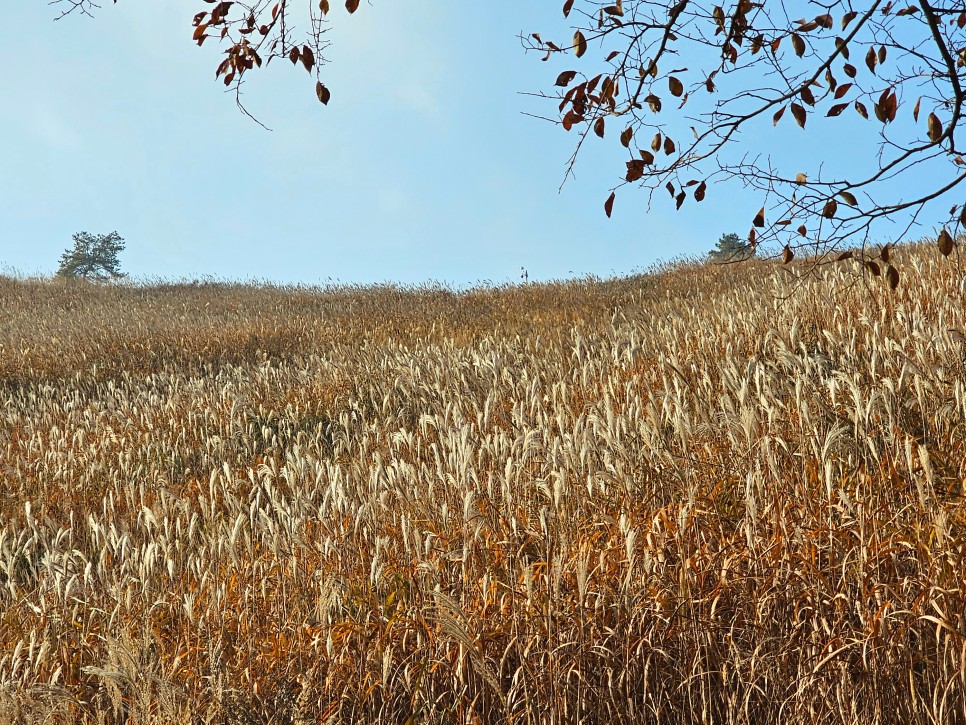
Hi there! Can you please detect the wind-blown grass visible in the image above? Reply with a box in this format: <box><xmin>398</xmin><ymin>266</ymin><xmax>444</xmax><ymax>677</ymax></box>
<box><xmin>1</xmin><ymin>251</ymin><xmax>964</xmax><ymax>723</ymax></box>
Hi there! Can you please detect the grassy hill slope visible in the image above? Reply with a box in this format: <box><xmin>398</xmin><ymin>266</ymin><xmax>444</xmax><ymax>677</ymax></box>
<box><xmin>1</xmin><ymin>249</ymin><xmax>965</xmax><ymax>723</ymax></box>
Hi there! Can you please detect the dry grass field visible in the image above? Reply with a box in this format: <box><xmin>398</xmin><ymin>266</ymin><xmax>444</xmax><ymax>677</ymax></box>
<box><xmin>1</xmin><ymin>247</ymin><xmax>965</xmax><ymax>724</ymax></box>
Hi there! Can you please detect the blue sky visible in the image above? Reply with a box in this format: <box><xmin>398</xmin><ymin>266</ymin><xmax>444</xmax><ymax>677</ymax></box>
<box><xmin>0</xmin><ymin>2</ymin><xmax>948</xmax><ymax>286</ymax></box>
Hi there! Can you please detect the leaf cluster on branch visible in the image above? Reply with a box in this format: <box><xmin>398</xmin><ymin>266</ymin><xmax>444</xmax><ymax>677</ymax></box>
<box><xmin>526</xmin><ymin>0</ymin><xmax>966</xmax><ymax>279</ymax></box>
<box><xmin>54</xmin><ymin>0</ymin><xmax>362</xmax><ymax>119</ymax></box>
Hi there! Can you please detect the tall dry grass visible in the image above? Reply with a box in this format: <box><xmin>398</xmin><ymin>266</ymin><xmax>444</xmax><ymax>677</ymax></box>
<box><xmin>0</xmin><ymin>250</ymin><xmax>964</xmax><ymax>723</ymax></box>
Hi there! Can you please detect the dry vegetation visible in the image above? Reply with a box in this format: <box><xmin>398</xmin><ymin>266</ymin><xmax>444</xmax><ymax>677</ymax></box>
<box><xmin>1</xmin><ymin>249</ymin><xmax>965</xmax><ymax>724</ymax></box>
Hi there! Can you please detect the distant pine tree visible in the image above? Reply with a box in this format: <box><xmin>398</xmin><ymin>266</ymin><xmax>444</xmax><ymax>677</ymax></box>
<box><xmin>708</xmin><ymin>232</ymin><xmax>754</xmax><ymax>262</ymax></box>
<box><xmin>58</xmin><ymin>231</ymin><xmax>126</xmax><ymax>281</ymax></box>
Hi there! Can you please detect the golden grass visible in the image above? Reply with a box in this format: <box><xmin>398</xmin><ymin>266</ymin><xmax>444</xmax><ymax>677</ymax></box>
<box><xmin>1</xmin><ymin>249</ymin><xmax>965</xmax><ymax>723</ymax></box>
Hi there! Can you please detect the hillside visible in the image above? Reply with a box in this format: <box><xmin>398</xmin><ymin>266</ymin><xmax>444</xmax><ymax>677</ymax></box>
<box><xmin>1</xmin><ymin>250</ymin><xmax>965</xmax><ymax>723</ymax></box>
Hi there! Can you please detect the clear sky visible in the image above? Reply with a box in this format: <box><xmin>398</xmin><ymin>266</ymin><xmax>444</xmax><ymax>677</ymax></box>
<box><xmin>0</xmin><ymin>2</ymin><xmax>948</xmax><ymax>286</ymax></box>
